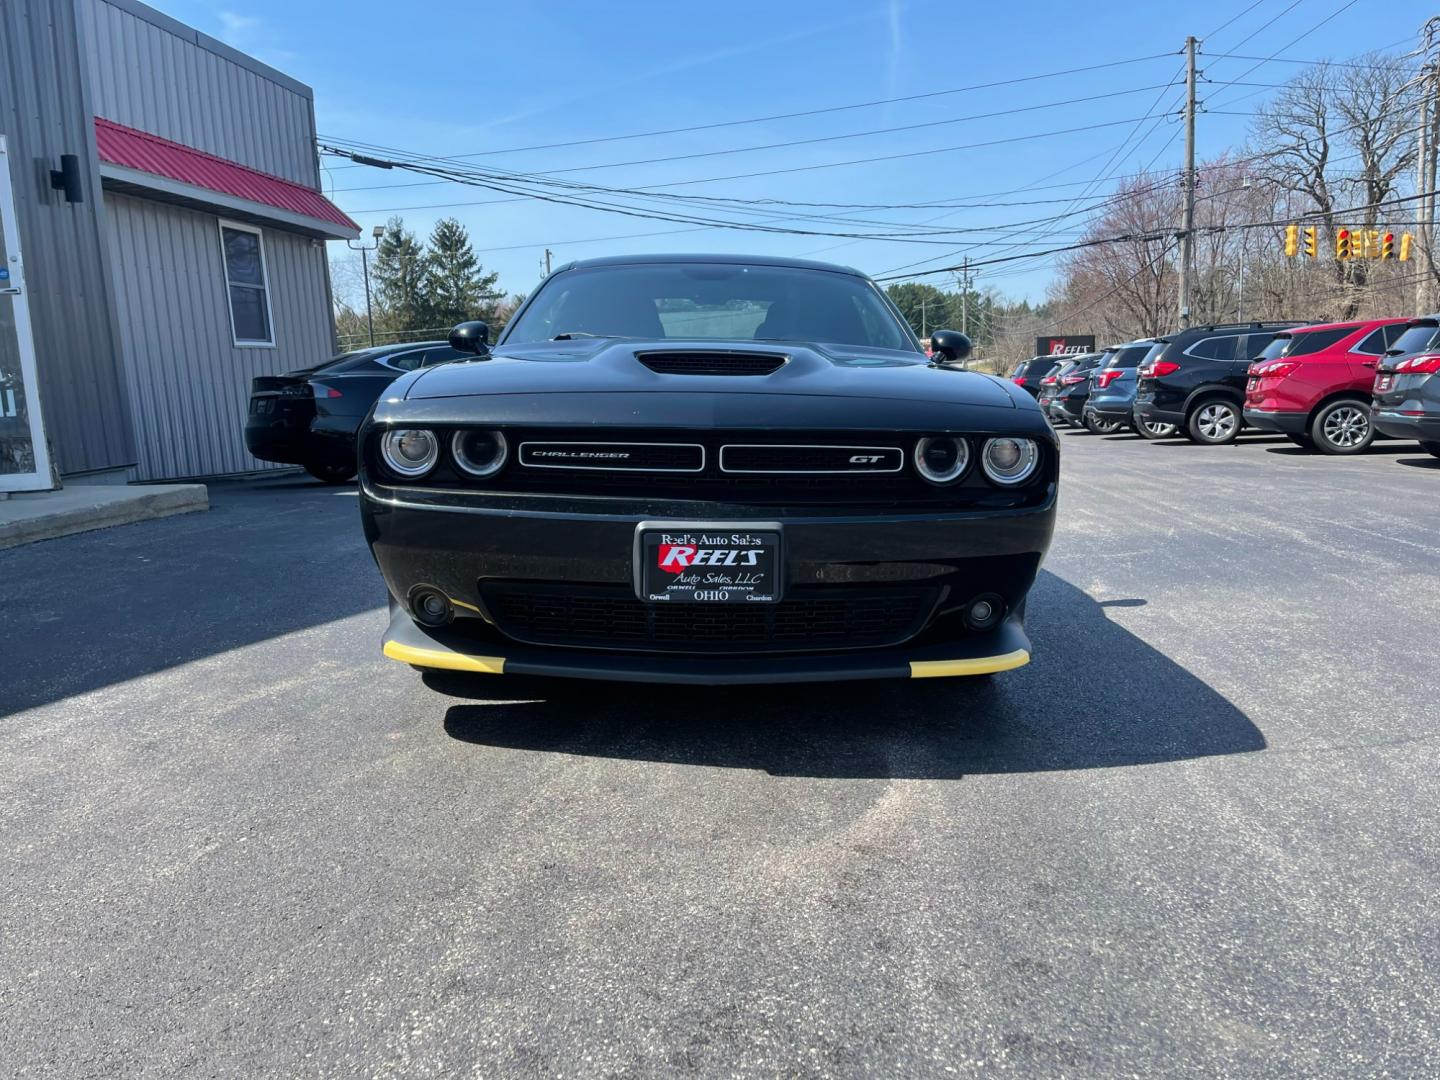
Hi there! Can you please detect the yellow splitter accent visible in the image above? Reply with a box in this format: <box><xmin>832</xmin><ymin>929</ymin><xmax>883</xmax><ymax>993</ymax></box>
<box><xmin>909</xmin><ymin>649</ymin><xmax>1030</xmax><ymax>678</ymax></box>
<box><xmin>384</xmin><ymin>638</ymin><xmax>1026</xmax><ymax>680</ymax></box>
<box><xmin>382</xmin><ymin>640</ymin><xmax>506</xmax><ymax>674</ymax></box>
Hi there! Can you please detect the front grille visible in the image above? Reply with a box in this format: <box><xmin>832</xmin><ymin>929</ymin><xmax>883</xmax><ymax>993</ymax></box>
<box><xmin>637</xmin><ymin>351</ymin><xmax>786</xmax><ymax>376</ymax></box>
<box><xmin>719</xmin><ymin>444</ymin><xmax>904</xmax><ymax>474</ymax></box>
<box><xmin>483</xmin><ymin>583</ymin><xmax>937</xmax><ymax>654</ymax></box>
<box><xmin>518</xmin><ymin>441</ymin><xmax>704</xmax><ymax>472</ymax></box>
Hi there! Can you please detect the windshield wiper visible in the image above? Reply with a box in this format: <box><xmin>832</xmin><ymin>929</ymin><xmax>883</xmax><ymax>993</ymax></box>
<box><xmin>551</xmin><ymin>331</ymin><xmax>607</xmax><ymax>340</ymax></box>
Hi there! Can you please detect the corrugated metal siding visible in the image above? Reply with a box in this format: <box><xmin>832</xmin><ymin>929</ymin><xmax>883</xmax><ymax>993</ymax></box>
<box><xmin>77</xmin><ymin>0</ymin><xmax>320</xmax><ymax>188</ymax></box>
<box><xmin>0</xmin><ymin>0</ymin><xmax>135</xmax><ymax>475</ymax></box>
<box><xmin>106</xmin><ymin>193</ymin><xmax>335</xmax><ymax>480</ymax></box>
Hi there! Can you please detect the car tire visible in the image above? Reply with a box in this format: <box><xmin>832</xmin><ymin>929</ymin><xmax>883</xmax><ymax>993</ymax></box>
<box><xmin>304</xmin><ymin>460</ymin><xmax>357</xmax><ymax>484</ymax></box>
<box><xmin>1309</xmin><ymin>399</ymin><xmax>1374</xmax><ymax>455</ymax></box>
<box><xmin>1186</xmin><ymin>398</ymin><xmax>1243</xmax><ymax>445</ymax></box>
<box><xmin>1421</xmin><ymin>441</ymin><xmax>1440</xmax><ymax>459</ymax></box>
<box><xmin>1084</xmin><ymin>413</ymin><xmax>1122</xmax><ymax>435</ymax></box>
<box><xmin>1134</xmin><ymin>417</ymin><xmax>1178</xmax><ymax>440</ymax></box>
<box><xmin>1286</xmin><ymin>434</ymin><xmax>1315</xmax><ymax>449</ymax></box>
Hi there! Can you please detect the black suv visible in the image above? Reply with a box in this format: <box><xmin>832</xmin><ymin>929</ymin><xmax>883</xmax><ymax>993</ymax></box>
<box><xmin>1134</xmin><ymin>321</ymin><xmax>1305</xmax><ymax>444</ymax></box>
<box><xmin>1009</xmin><ymin>355</ymin><xmax>1061</xmax><ymax>398</ymax></box>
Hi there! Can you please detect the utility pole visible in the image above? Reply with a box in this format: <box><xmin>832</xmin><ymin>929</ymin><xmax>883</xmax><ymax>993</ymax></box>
<box><xmin>1177</xmin><ymin>35</ymin><xmax>1198</xmax><ymax>328</ymax></box>
<box><xmin>961</xmin><ymin>258</ymin><xmax>970</xmax><ymax>335</ymax></box>
<box><xmin>1419</xmin><ymin>20</ymin><xmax>1440</xmax><ymax>313</ymax></box>
<box><xmin>544</xmin><ymin>248</ymin><xmax>553</xmax><ymax>276</ymax></box>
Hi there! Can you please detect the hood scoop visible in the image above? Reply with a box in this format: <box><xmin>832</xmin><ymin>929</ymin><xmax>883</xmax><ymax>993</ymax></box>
<box><xmin>636</xmin><ymin>350</ymin><xmax>787</xmax><ymax>376</ymax></box>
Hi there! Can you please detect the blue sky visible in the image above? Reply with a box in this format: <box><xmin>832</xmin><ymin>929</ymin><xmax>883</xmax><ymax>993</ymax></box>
<box><xmin>153</xmin><ymin>0</ymin><xmax>1431</xmax><ymax>303</ymax></box>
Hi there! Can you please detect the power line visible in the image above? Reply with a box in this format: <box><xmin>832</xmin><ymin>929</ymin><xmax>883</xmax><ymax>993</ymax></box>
<box><xmin>324</xmin><ymin>83</ymin><xmax>1185</xmax><ymax>195</ymax></box>
<box><xmin>318</xmin><ymin>51</ymin><xmax>1181</xmax><ymax>171</ymax></box>
<box><xmin>1203</xmin><ymin>0</ymin><xmax>1271</xmax><ymax>43</ymax></box>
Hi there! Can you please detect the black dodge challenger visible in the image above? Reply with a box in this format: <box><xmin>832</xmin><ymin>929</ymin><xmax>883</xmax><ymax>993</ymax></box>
<box><xmin>359</xmin><ymin>254</ymin><xmax>1058</xmax><ymax>685</ymax></box>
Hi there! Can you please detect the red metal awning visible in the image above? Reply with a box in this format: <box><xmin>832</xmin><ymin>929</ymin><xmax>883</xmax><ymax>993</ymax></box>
<box><xmin>94</xmin><ymin>117</ymin><xmax>358</xmax><ymax>236</ymax></box>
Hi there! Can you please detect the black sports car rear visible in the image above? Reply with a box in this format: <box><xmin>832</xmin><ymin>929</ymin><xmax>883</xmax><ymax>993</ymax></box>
<box><xmin>359</xmin><ymin>255</ymin><xmax>1059</xmax><ymax>686</ymax></box>
<box><xmin>245</xmin><ymin>341</ymin><xmax>465</xmax><ymax>482</ymax></box>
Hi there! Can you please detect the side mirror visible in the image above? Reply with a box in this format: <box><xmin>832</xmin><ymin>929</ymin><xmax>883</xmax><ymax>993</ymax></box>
<box><xmin>929</xmin><ymin>329</ymin><xmax>972</xmax><ymax>365</ymax></box>
<box><xmin>448</xmin><ymin>320</ymin><xmax>490</xmax><ymax>355</ymax></box>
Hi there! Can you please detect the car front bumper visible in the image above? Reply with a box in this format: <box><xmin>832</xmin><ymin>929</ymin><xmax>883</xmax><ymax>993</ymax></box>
<box><xmin>361</xmin><ymin>480</ymin><xmax>1056</xmax><ymax>684</ymax></box>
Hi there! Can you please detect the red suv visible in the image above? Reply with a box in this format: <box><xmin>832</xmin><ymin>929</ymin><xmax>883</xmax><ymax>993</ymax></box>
<box><xmin>1242</xmin><ymin>318</ymin><xmax>1411</xmax><ymax>454</ymax></box>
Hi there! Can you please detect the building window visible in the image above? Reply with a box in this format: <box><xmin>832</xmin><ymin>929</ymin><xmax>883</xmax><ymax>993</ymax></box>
<box><xmin>218</xmin><ymin>221</ymin><xmax>273</xmax><ymax>346</ymax></box>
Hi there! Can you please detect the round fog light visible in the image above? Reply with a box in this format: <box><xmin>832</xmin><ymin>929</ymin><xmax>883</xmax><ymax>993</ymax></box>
<box><xmin>381</xmin><ymin>428</ymin><xmax>439</xmax><ymax>478</ymax></box>
<box><xmin>964</xmin><ymin>593</ymin><xmax>1006</xmax><ymax>631</ymax></box>
<box><xmin>410</xmin><ymin>587</ymin><xmax>454</xmax><ymax>627</ymax></box>
<box><xmin>982</xmin><ymin>437</ymin><xmax>1039</xmax><ymax>485</ymax></box>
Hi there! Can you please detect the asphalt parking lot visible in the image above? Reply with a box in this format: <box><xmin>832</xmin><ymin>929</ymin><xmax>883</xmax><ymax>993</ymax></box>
<box><xmin>3</xmin><ymin>430</ymin><xmax>1439</xmax><ymax>1078</ymax></box>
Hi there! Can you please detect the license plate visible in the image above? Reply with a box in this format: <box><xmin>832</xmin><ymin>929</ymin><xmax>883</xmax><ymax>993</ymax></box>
<box><xmin>635</xmin><ymin>523</ymin><xmax>781</xmax><ymax>603</ymax></box>
<box><xmin>1376</xmin><ymin>375</ymin><xmax>1393</xmax><ymax>392</ymax></box>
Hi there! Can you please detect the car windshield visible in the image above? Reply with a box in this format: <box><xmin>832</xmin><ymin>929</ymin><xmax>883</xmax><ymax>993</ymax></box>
<box><xmin>503</xmin><ymin>263</ymin><xmax>916</xmax><ymax>351</ymax></box>
<box><xmin>1388</xmin><ymin>321</ymin><xmax>1440</xmax><ymax>355</ymax></box>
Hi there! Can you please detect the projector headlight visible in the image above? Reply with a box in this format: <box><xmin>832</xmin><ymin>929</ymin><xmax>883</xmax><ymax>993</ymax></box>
<box><xmin>380</xmin><ymin>428</ymin><xmax>439</xmax><ymax>478</ymax></box>
<box><xmin>451</xmin><ymin>429</ymin><xmax>508</xmax><ymax>477</ymax></box>
<box><xmin>982</xmin><ymin>437</ymin><xmax>1039</xmax><ymax>485</ymax></box>
<box><xmin>913</xmin><ymin>436</ymin><xmax>970</xmax><ymax>484</ymax></box>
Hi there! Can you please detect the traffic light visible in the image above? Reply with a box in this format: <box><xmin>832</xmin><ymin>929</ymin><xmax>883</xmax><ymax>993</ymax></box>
<box><xmin>1303</xmin><ymin>226</ymin><xmax>1318</xmax><ymax>258</ymax></box>
<box><xmin>1285</xmin><ymin>224</ymin><xmax>1299</xmax><ymax>257</ymax></box>
<box><xmin>1400</xmin><ymin>233</ymin><xmax>1413</xmax><ymax>261</ymax></box>
<box><xmin>1336</xmin><ymin>228</ymin><xmax>1352</xmax><ymax>260</ymax></box>
<box><xmin>1382</xmin><ymin>232</ymin><xmax>1395</xmax><ymax>259</ymax></box>
<box><xmin>1363</xmin><ymin>230</ymin><xmax>1381</xmax><ymax>258</ymax></box>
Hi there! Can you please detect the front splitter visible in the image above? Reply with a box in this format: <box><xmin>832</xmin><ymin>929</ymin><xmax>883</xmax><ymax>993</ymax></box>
<box><xmin>381</xmin><ymin>605</ymin><xmax>1031</xmax><ymax>685</ymax></box>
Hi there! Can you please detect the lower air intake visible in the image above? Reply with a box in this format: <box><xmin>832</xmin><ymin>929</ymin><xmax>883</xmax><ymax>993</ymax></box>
<box><xmin>482</xmin><ymin>583</ymin><xmax>937</xmax><ymax>654</ymax></box>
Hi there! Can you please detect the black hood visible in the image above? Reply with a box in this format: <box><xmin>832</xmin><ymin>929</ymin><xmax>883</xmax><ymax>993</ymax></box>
<box><xmin>400</xmin><ymin>339</ymin><xmax>1019</xmax><ymax>409</ymax></box>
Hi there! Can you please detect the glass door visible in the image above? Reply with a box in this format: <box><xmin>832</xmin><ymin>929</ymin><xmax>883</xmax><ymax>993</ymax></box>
<box><xmin>0</xmin><ymin>134</ymin><xmax>53</xmax><ymax>491</ymax></box>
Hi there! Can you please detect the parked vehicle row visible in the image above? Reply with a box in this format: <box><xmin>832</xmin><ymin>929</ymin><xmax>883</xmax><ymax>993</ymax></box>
<box><xmin>1023</xmin><ymin>314</ymin><xmax>1440</xmax><ymax>462</ymax></box>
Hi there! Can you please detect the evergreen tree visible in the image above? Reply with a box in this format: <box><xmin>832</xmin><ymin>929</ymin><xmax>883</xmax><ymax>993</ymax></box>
<box><xmin>424</xmin><ymin>218</ymin><xmax>500</xmax><ymax>327</ymax></box>
<box><xmin>372</xmin><ymin>216</ymin><xmax>431</xmax><ymax>332</ymax></box>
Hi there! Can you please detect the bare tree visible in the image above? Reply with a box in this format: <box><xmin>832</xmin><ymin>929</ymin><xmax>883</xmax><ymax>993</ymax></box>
<box><xmin>1251</xmin><ymin>52</ymin><xmax>1419</xmax><ymax>315</ymax></box>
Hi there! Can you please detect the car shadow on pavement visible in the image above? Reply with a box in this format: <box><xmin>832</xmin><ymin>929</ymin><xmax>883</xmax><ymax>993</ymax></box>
<box><xmin>0</xmin><ymin>478</ymin><xmax>382</xmax><ymax>718</ymax></box>
<box><xmin>439</xmin><ymin>572</ymin><xmax>1265</xmax><ymax>780</ymax></box>
<box><xmin>1395</xmin><ymin>455</ymin><xmax>1440</xmax><ymax>469</ymax></box>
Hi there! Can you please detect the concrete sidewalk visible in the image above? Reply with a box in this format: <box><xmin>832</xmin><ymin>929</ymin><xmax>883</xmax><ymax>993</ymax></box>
<box><xmin>0</xmin><ymin>484</ymin><xmax>208</xmax><ymax>550</ymax></box>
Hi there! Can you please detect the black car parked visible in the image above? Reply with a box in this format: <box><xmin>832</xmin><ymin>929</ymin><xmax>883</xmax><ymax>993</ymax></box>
<box><xmin>245</xmin><ymin>341</ymin><xmax>467</xmax><ymax>482</ymax></box>
<box><xmin>360</xmin><ymin>253</ymin><xmax>1058</xmax><ymax>686</ymax></box>
<box><xmin>1134</xmin><ymin>321</ymin><xmax>1304</xmax><ymax>444</ymax></box>
<box><xmin>1051</xmin><ymin>353</ymin><xmax>1105</xmax><ymax>428</ymax></box>
<box><xmin>1009</xmin><ymin>355</ymin><xmax>1060</xmax><ymax>398</ymax></box>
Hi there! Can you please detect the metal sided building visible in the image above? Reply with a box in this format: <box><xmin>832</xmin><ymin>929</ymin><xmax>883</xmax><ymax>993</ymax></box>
<box><xmin>0</xmin><ymin>0</ymin><xmax>357</xmax><ymax>490</ymax></box>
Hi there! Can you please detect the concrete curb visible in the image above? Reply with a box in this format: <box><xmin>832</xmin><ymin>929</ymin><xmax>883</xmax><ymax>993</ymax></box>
<box><xmin>0</xmin><ymin>484</ymin><xmax>209</xmax><ymax>550</ymax></box>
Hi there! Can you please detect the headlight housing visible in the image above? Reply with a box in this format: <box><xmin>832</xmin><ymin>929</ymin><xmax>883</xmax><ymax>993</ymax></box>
<box><xmin>913</xmin><ymin>436</ymin><xmax>970</xmax><ymax>484</ymax></box>
<box><xmin>380</xmin><ymin>428</ymin><xmax>439</xmax><ymax>478</ymax></box>
<box><xmin>451</xmin><ymin>429</ymin><xmax>508</xmax><ymax>477</ymax></box>
<box><xmin>982</xmin><ymin>437</ymin><xmax>1040</xmax><ymax>485</ymax></box>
